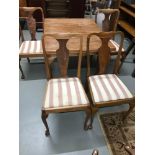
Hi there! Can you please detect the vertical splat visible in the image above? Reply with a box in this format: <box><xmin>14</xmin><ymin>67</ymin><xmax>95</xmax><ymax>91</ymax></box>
<box><xmin>42</xmin><ymin>34</ymin><xmax>83</xmax><ymax>79</ymax></box>
<box><xmin>98</xmin><ymin>38</ymin><xmax>111</xmax><ymax>74</ymax></box>
<box><xmin>95</xmin><ymin>9</ymin><xmax>119</xmax><ymax>32</ymax></box>
<box><xmin>109</xmin><ymin>10</ymin><xmax>120</xmax><ymax>31</ymax></box>
<box><xmin>87</xmin><ymin>31</ymin><xmax>123</xmax><ymax>76</ymax></box>
<box><xmin>27</xmin><ymin>11</ymin><xmax>37</xmax><ymax>41</ymax></box>
<box><xmin>19</xmin><ymin>7</ymin><xmax>44</xmax><ymax>41</ymax></box>
<box><xmin>56</xmin><ymin>39</ymin><xmax>69</xmax><ymax>78</ymax></box>
<box><xmin>102</xmin><ymin>13</ymin><xmax>111</xmax><ymax>31</ymax></box>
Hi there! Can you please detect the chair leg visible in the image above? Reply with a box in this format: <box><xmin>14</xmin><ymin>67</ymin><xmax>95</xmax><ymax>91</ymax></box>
<box><xmin>84</xmin><ymin>106</ymin><xmax>98</xmax><ymax>130</ymax></box>
<box><xmin>84</xmin><ymin>108</ymin><xmax>92</xmax><ymax>130</ymax></box>
<box><xmin>19</xmin><ymin>59</ymin><xmax>25</xmax><ymax>79</ymax></box>
<box><xmin>92</xmin><ymin>149</ymin><xmax>99</xmax><ymax>155</ymax></box>
<box><xmin>90</xmin><ymin>106</ymin><xmax>98</xmax><ymax>127</ymax></box>
<box><xmin>132</xmin><ymin>68</ymin><xmax>135</xmax><ymax>78</ymax></box>
<box><xmin>122</xmin><ymin>41</ymin><xmax>135</xmax><ymax>60</ymax></box>
<box><xmin>27</xmin><ymin>58</ymin><xmax>30</xmax><ymax>63</ymax></box>
<box><xmin>41</xmin><ymin>111</ymin><xmax>50</xmax><ymax>136</ymax></box>
<box><xmin>123</xmin><ymin>102</ymin><xmax>135</xmax><ymax>122</ymax></box>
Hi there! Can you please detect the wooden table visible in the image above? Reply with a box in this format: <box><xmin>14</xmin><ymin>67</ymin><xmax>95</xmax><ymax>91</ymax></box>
<box><xmin>43</xmin><ymin>18</ymin><xmax>116</xmax><ymax>55</ymax></box>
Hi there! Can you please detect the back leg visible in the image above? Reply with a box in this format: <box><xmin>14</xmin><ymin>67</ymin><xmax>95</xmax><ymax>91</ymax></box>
<box><xmin>19</xmin><ymin>58</ymin><xmax>25</xmax><ymax>79</ymax></box>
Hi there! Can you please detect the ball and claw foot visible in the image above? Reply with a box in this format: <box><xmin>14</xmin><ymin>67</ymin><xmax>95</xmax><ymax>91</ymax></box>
<box><xmin>21</xmin><ymin>74</ymin><xmax>25</xmax><ymax>79</ymax></box>
<box><xmin>84</xmin><ymin>124</ymin><xmax>93</xmax><ymax>130</ymax></box>
<box><xmin>45</xmin><ymin>130</ymin><xmax>50</xmax><ymax>136</ymax></box>
<box><xmin>88</xmin><ymin>124</ymin><xmax>92</xmax><ymax>129</ymax></box>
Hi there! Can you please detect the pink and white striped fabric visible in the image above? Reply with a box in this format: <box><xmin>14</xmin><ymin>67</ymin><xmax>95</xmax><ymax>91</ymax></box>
<box><xmin>43</xmin><ymin>77</ymin><xmax>89</xmax><ymax>109</ymax></box>
<box><xmin>19</xmin><ymin>40</ymin><xmax>43</xmax><ymax>55</ymax></box>
<box><xmin>89</xmin><ymin>74</ymin><xmax>133</xmax><ymax>103</ymax></box>
<box><xmin>110</xmin><ymin>40</ymin><xmax>125</xmax><ymax>52</ymax></box>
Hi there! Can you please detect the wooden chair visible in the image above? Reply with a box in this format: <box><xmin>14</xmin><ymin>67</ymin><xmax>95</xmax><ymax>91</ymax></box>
<box><xmin>86</xmin><ymin>31</ymin><xmax>135</xmax><ymax>124</ymax></box>
<box><xmin>41</xmin><ymin>34</ymin><xmax>92</xmax><ymax>136</ymax></box>
<box><xmin>95</xmin><ymin>8</ymin><xmax>125</xmax><ymax>56</ymax></box>
<box><xmin>19</xmin><ymin>7</ymin><xmax>44</xmax><ymax>79</ymax></box>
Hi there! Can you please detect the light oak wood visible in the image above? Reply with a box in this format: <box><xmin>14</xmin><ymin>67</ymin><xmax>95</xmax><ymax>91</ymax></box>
<box><xmin>86</xmin><ymin>31</ymin><xmax>135</xmax><ymax>125</ymax></box>
<box><xmin>94</xmin><ymin>8</ymin><xmax>126</xmax><ymax>56</ymax></box>
<box><xmin>19</xmin><ymin>7</ymin><xmax>45</xmax><ymax>79</ymax></box>
<box><xmin>43</xmin><ymin>18</ymin><xmax>116</xmax><ymax>55</ymax></box>
<box><xmin>41</xmin><ymin>34</ymin><xmax>92</xmax><ymax>136</ymax></box>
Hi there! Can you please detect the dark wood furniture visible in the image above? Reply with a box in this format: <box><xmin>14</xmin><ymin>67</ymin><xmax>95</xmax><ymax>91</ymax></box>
<box><xmin>26</xmin><ymin>0</ymin><xmax>86</xmax><ymax>18</ymax></box>
<box><xmin>41</xmin><ymin>34</ymin><xmax>92</xmax><ymax>136</ymax></box>
<box><xmin>117</xmin><ymin>0</ymin><xmax>135</xmax><ymax>67</ymax></box>
<box><xmin>19</xmin><ymin>7</ymin><xmax>44</xmax><ymax>79</ymax></box>
<box><xmin>45</xmin><ymin>0</ymin><xmax>70</xmax><ymax>17</ymax></box>
<box><xmin>118</xmin><ymin>0</ymin><xmax>135</xmax><ymax>38</ymax></box>
<box><xmin>86</xmin><ymin>31</ymin><xmax>135</xmax><ymax>125</ymax></box>
<box><xmin>69</xmin><ymin>0</ymin><xmax>86</xmax><ymax>18</ymax></box>
<box><xmin>110</xmin><ymin>0</ymin><xmax>121</xmax><ymax>9</ymax></box>
<box><xmin>91</xmin><ymin>0</ymin><xmax>121</xmax><ymax>11</ymax></box>
<box><xmin>43</xmin><ymin>18</ymin><xmax>117</xmax><ymax>57</ymax></box>
<box><xmin>19</xmin><ymin>0</ymin><xmax>27</xmax><ymax>7</ymax></box>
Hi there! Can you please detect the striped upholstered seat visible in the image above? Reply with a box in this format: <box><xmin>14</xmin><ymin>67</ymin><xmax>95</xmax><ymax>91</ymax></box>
<box><xmin>19</xmin><ymin>40</ymin><xmax>43</xmax><ymax>56</ymax></box>
<box><xmin>43</xmin><ymin>77</ymin><xmax>89</xmax><ymax>109</ymax></box>
<box><xmin>89</xmin><ymin>74</ymin><xmax>133</xmax><ymax>103</ymax></box>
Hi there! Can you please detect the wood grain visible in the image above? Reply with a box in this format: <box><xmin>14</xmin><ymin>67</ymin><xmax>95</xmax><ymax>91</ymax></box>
<box><xmin>44</xmin><ymin>18</ymin><xmax>116</xmax><ymax>55</ymax></box>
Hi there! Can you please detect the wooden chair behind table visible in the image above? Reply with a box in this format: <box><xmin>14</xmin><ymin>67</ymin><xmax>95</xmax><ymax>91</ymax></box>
<box><xmin>19</xmin><ymin>7</ymin><xmax>44</xmax><ymax>79</ymax></box>
<box><xmin>41</xmin><ymin>34</ymin><xmax>92</xmax><ymax>136</ymax></box>
<box><xmin>95</xmin><ymin>8</ymin><xmax>125</xmax><ymax>56</ymax></box>
<box><xmin>86</xmin><ymin>31</ymin><xmax>135</xmax><ymax>125</ymax></box>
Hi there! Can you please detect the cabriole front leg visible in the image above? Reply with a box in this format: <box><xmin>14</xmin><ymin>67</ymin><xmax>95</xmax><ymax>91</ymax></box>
<box><xmin>123</xmin><ymin>101</ymin><xmax>135</xmax><ymax>122</ymax></box>
<box><xmin>84</xmin><ymin>108</ymin><xmax>92</xmax><ymax>130</ymax></box>
<box><xmin>41</xmin><ymin>111</ymin><xmax>50</xmax><ymax>136</ymax></box>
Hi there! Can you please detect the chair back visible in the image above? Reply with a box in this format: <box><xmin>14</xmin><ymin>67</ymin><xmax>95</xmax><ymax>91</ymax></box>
<box><xmin>95</xmin><ymin>9</ymin><xmax>119</xmax><ymax>31</ymax></box>
<box><xmin>42</xmin><ymin>34</ymin><xmax>83</xmax><ymax>79</ymax></box>
<box><xmin>86</xmin><ymin>31</ymin><xmax>124</xmax><ymax>76</ymax></box>
<box><xmin>19</xmin><ymin>7</ymin><xmax>44</xmax><ymax>41</ymax></box>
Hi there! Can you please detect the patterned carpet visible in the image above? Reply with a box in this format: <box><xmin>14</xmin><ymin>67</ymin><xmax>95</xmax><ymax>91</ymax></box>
<box><xmin>99</xmin><ymin>110</ymin><xmax>135</xmax><ymax>155</ymax></box>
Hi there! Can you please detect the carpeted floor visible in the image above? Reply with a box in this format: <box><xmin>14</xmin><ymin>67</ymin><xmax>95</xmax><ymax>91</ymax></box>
<box><xmin>99</xmin><ymin>110</ymin><xmax>135</xmax><ymax>155</ymax></box>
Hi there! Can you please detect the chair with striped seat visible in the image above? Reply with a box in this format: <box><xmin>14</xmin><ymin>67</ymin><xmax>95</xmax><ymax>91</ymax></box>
<box><xmin>41</xmin><ymin>34</ymin><xmax>92</xmax><ymax>136</ymax></box>
<box><xmin>86</xmin><ymin>31</ymin><xmax>135</xmax><ymax>124</ymax></box>
<box><xmin>95</xmin><ymin>8</ymin><xmax>125</xmax><ymax>56</ymax></box>
<box><xmin>19</xmin><ymin>7</ymin><xmax>44</xmax><ymax>79</ymax></box>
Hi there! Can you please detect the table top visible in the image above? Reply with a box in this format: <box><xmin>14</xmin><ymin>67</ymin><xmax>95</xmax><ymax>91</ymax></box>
<box><xmin>44</xmin><ymin>18</ymin><xmax>100</xmax><ymax>35</ymax></box>
<box><xmin>43</xmin><ymin>18</ymin><xmax>116</xmax><ymax>55</ymax></box>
